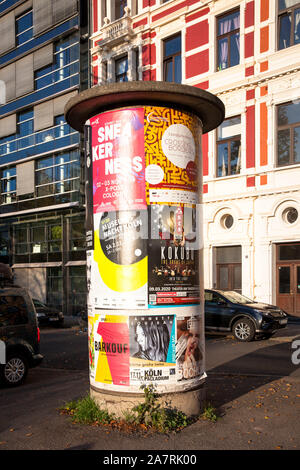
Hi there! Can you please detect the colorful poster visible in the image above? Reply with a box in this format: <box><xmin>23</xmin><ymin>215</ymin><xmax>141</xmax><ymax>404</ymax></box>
<box><xmin>148</xmin><ymin>205</ymin><xmax>199</xmax><ymax>306</ymax></box>
<box><xmin>129</xmin><ymin>314</ymin><xmax>176</xmax><ymax>388</ymax></box>
<box><xmin>91</xmin><ymin>211</ymin><xmax>148</xmax><ymax>309</ymax></box>
<box><xmin>90</xmin><ymin>108</ymin><xmax>146</xmax><ymax>213</ymax></box>
<box><xmin>89</xmin><ymin>313</ymin><xmax>130</xmax><ymax>389</ymax></box>
<box><xmin>176</xmin><ymin>315</ymin><xmax>204</xmax><ymax>384</ymax></box>
<box><xmin>89</xmin><ymin>308</ymin><xmax>205</xmax><ymax>393</ymax></box>
<box><xmin>144</xmin><ymin>106</ymin><xmax>201</xmax><ymax>205</ymax></box>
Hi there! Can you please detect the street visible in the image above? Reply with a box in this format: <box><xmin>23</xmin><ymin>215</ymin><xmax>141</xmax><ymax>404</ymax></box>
<box><xmin>38</xmin><ymin>321</ymin><xmax>300</xmax><ymax>378</ymax></box>
<box><xmin>0</xmin><ymin>322</ymin><xmax>299</xmax><ymax>450</ymax></box>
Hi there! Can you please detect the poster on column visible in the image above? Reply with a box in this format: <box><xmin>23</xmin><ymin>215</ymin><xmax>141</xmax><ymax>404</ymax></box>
<box><xmin>129</xmin><ymin>313</ymin><xmax>176</xmax><ymax>390</ymax></box>
<box><xmin>89</xmin><ymin>308</ymin><xmax>205</xmax><ymax>393</ymax></box>
<box><xmin>89</xmin><ymin>313</ymin><xmax>130</xmax><ymax>390</ymax></box>
<box><xmin>90</xmin><ymin>108</ymin><xmax>147</xmax><ymax>213</ymax></box>
<box><xmin>176</xmin><ymin>314</ymin><xmax>205</xmax><ymax>386</ymax></box>
<box><xmin>148</xmin><ymin>204</ymin><xmax>200</xmax><ymax>306</ymax></box>
<box><xmin>91</xmin><ymin>210</ymin><xmax>148</xmax><ymax>309</ymax></box>
<box><xmin>144</xmin><ymin>106</ymin><xmax>201</xmax><ymax>206</ymax></box>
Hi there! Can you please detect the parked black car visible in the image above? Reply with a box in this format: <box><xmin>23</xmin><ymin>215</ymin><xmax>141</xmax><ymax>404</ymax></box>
<box><xmin>33</xmin><ymin>299</ymin><xmax>64</xmax><ymax>327</ymax></box>
<box><xmin>0</xmin><ymin>287</ymin><xmax>43</xmax><ymax>386</ymax></box>
<box><xmin>204</xmin><ymin>289</ymin><xmax>288</xmax><ymax>342</ymax></box>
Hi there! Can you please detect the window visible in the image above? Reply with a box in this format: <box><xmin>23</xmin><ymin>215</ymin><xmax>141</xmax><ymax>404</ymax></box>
<box><xmin>282</xmin><ymin>207</ymin><xmax>298</xmax><ymax>224</ymax></box>
<box><xmin>216</xmin><ymin>116</ymin><xmax>241</xmax><ymax>177</ymax></box>
<box><xmin>16</xmin><ymin>10</ymin><xmax>33</xmax><ymax>47</ymax></box>
<box><xmin>217</xmin><ymin>9</ymin><xmax>240</xmax><ymax>70</ymax></box>
<box><xmin>17</xmin><ymin>108</ymin><xmax>34</xmax><ymax>149</ymax></box>
<box><xmin>277</xmin><ymin>101</ymin><xmax>300</xmax><ymax>166</ymax></box>
<box><xmin>278</xmin><ymin>0</ymin><xmax>300</xmax><ymax>50</ymax></box>
<box><xmin>1</xmin><ymin>167</ymin><xmax>16</xmax><ymax>204</ymax></box>
<box><xmin>47</xmin><ymin>267</ymin><xmax>63</xmax><ymax>308</ymax></box>
<box><xmin>70</xmin><ymin>216</ymin><xmax>86</xmax><ymax>252</ymax></box>
<box><xmin>0</xmin><ymin>295</ymin><xmax>28</xmax><ymax>326</ymax></box>
<box><xmin>115</xmin><ymin>0</ymin><xmax>127</xmax><ymax>19</ymax></box>
<box><xmin>221</xmin><ymin>214</ymin><xmax>234</xmax><ymax>229</ymax></box>
<box><xmin>69</xmin><ymin>265</ymin><xmax>87</xmax><ymax>315</ymax></box>
<box><xmin>163</xmin><ymin>34</ymin><xmax>181</xmax><ymax>83</ymax></box>
<box><xmin>13</xmin><ymin>219</ymin><xmax>64</xmax><ymax>264</ymax></box>
<box><xmin>35</xmin><ymin>150</ymin><xmax>80</xmax><ymax>198</ymax></box>
<box><xmin>0</xmin><ymin>109</ymin><xmax>33</xmax><ymax>156</ymax></box>
<box><xmin>34</xmin><ymin>34</ymin><xmax>79</xmax><ymax>91</ymax></box>
<box><xmin>54</xmin><ymin>115</ymin><xmax>71</xmax><ymax>138</ymax></box>
<box><xmin>115</xmin><ymin>56</ymin><xmax>128</xmax><ymax>82</ymax></box>
<box><xmin>0</xmin><ymin>112</ymin><xmax>72</xmax><ymax>157</ymax></box>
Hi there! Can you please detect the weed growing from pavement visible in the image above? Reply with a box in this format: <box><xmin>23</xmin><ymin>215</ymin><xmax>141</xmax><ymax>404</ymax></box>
<box><xmin>60</xmin><ymin>385</ymin><xmax>199</xmax><ymax>434</ymax></box>
<box><xmin>201</xmin><ymin>403</ymin><xmax>218</xmax><ymax>422</ymax></box>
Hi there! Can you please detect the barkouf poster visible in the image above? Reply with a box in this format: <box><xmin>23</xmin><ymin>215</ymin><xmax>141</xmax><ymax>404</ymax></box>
<box><xmin>90</xmin><ymin>108</ymin><xmax>146</xmax><ymax>213</ymax></box>
<box><xmin>148</xmin><ymin>204</ymin><xmax>200</xmax><ymax>306</ymax></box>
<box><xmin>89</xmin><ymin>313</ymin><xmax>130</xmax><ymax>389</ymax></box>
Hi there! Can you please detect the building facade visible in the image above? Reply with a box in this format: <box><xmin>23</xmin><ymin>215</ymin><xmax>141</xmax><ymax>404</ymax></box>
<box><xmin>0</xmin><ymin>0</ymin><xmax>89</xmax><ymax>315</ymax></box>
<box><xmin>91</xmin><ymin>0</ymin><xmax>300</xmax><ymax>317</ymax></box>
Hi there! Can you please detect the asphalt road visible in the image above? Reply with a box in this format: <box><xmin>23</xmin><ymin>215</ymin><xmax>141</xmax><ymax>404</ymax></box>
<box><xmin>0</xmin><ymin>322</ymin><xmax>299</xmax><ymax>451</ymax></box>
<box><xmin>38</xmin><ymin>322</ymin><xmax>300</xmax><ymax>379</ymax></box>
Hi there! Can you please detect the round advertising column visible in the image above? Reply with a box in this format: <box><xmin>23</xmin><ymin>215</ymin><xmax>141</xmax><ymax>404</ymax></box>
<box><xmin>65</xmin><ymin>82</ymin><xmax>224</xmax><ymax>418</ymax></box>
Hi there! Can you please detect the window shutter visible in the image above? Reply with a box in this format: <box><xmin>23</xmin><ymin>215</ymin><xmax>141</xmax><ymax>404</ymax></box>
<box><xmin>0</xmin><ymin>114</ymin><xmax>17</xmax><ymax>138</ymax></box>
<box><xmin>16</xmin><ymin>55</ymin><xmax>34</xmax><ymax>98</ymax></box>
<box><xmin>0</xmin><ymin>64</ymin><xmax>16</xmax><ymax>102</ymax></box>
<box><xmin>0</xmin><ymin>12</ymin><xmax>15</xmax><ymax>55</ymax></box>
<box><xmin>53</xmin><ymin>91</ymin><xmax>78</xmax><ymax>116</ymax></box>
<box><xmin>33</xmin><ymin>0</ymin><xmax>53</xmax><ymax>35</ymax></box>
<box><xmin>14</xmin><ymin>0</ymin><xmax>33</xmax><ymax>17</ymax></box>
<box><xmin>34</xmin><ymin>100</ymin><xmax>54</xmax><ymax>131</ymax></box>
<box><xmin>16</xmin><ymin>161</ymin><xmax>35</xmax><ymax>196</ymax></box>
<box><xmin>52</xmin><ymin>0</ymin><xmax>77</xmax><ymax>25</ymax></box>
<box><xmin>33</xmin><ymin>43</ymin><xmax>53</xmax><ymax>71</ymax></box>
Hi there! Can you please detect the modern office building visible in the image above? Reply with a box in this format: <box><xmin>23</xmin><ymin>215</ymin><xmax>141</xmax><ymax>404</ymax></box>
<box><xmin>90</xmin><ymin>0</ymin><xmax>300</xmax><ymax>317</ymax></box>
<box><xmin>0</xmin><ymin>0</ymin><xmax>89</xmax><ymax>315</ymax></box>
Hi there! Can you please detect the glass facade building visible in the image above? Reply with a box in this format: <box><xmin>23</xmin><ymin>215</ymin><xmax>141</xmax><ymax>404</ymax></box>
<box><xmin>0</xmin><ymin>0</ymin><xmax>88</xmax><ymax>315</ymax></box>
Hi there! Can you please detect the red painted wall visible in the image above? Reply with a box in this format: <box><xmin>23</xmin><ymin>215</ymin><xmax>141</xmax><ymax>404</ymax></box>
<box><xmin>245</xmin><ymin>31</ymin><xmax>254</xmax><ymax>58</ymax></box>
<box><xmin>186</xmin><ymin>20</ymin><xmax>209</xmax><ymax>51</ymax></box>
<box><xmin>186</xmin><ymin>49</ymin><xmax>209</xmax><ymax>79</ymax></box>
<box><xmin>246</xmin><ymin>106</ymin><xmax>255</xmax><ymax>169</ymax></box>
<box><xmin>245</xmin><ymin>1</ymin><xmax>255</xmax><ymax>27</ymax></box>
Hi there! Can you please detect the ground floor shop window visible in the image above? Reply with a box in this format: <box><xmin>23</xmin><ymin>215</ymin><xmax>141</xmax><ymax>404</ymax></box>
<box><xmin>69</xmin><ymin>265</ymin><xmax>87</xmax><ymax>315</ymax></box>
<box><xmin>47</xmin><ymin>267</ymin><xmax>63</xmax><ymax>309</ymax></box>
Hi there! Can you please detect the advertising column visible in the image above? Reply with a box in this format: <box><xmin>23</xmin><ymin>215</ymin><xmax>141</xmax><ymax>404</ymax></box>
<box><xmin>86</xmin><ymin>105</ymin><xmax>205</xmax><ymax>396</ymax></box>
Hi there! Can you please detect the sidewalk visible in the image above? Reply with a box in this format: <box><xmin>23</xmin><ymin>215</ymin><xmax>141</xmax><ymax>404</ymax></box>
<box><xmin>0</xmin><ymin>367</ymin><xmax>299</xmax><ymax>451</ymax></box>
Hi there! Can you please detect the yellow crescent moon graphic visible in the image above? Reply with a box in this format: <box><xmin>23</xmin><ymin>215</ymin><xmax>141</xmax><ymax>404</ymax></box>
<box><xmin>94</xmin><ymin>230</ymin><xmax>147</xmax><ymax>292</ymax></box>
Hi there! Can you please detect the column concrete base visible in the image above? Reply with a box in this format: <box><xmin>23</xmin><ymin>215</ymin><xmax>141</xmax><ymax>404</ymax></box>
<box><xmin>90</xmin><ymin>383</ymin><xmax>206</xmax><ymax>419</ymax></box>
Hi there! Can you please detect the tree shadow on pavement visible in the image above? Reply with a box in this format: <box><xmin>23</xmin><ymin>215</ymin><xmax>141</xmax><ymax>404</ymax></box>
<box><xmin>206</xmin><ymin>338</ymin><xmax>300</xmax><ymax>414</ymax></box>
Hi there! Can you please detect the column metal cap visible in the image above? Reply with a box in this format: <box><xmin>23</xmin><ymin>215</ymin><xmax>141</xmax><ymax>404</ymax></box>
<box><xmin>65</xmin><ymin>81</ymin><xmax>225</xmax><ymax>133</ymax></box>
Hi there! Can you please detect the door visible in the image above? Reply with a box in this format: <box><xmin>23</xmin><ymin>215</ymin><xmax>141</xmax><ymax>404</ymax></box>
<box><xmin>215</xmin><ymin>246</ymin><xmax>242</xmax><ymax>293</ymax></box>
<box><xmin>277</xmin><ymin>263</ymin><xmax>300</xmax><ymax>316</ymax></box>
<box><xmin>217</xmin><ymin>263</ymin><xmax>242</xmax><ymax>292</ymax></box>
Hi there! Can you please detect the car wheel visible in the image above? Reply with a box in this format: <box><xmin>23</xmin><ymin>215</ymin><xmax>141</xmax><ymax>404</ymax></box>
<box><xmin>1</xmin><ymin>353</ymin><xmax>29</xmax><ymax>387</ymax></box>
<box><xmin>232</xmin><ymin>318</ymin><xmax>256</xmax><ymax>342</ymax></box>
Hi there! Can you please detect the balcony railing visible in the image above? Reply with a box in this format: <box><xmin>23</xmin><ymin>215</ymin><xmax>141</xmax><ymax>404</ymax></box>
<box><xmin>97</xmin><ymin>15</ymin><xmax>134</xmax><ymax>48</ymax></box>
<box><xmin>0</xmin><ymin>123</ymin><xmax>79</xmax><ymax>164</ymax></box>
